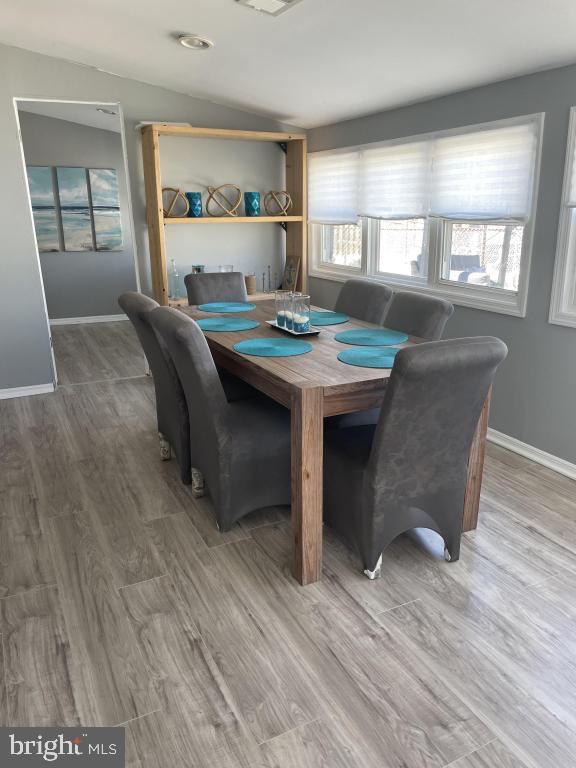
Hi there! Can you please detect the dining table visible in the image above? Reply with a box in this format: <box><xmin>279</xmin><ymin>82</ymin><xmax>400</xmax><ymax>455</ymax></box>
<box><xmin>180</xmin><ymin>300</ymin><xmax>490</xmax><ymax>586</ymax></box>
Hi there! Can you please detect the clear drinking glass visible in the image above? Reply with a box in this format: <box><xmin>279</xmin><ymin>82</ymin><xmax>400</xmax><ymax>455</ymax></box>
<box><xmin>292</xmin><ymin>294</ymin><xmax>311</xmax><ymax>333</ymax></box>
<box><xmin>275</xmin><ymin>290</ymin><xmax>291</xmax><ymax>327</ymax></box>
<box><xmin>218</xmin><ymin>264</ymin><xmax>234</xmax><ymax>272</ymax></box>
<box><xmin>284</xmin><ymin>291</ymin><xmax>299</xmax><ymax>330</ymax></box>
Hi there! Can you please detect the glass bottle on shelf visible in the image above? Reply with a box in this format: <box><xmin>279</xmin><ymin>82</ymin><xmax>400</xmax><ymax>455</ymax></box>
<box><xmin>168</xmin><ymin>259</ymin><xmax>180</xmax><ymax>300</ymax></box>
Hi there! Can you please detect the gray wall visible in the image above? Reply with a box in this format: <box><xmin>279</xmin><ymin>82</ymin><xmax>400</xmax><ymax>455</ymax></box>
<box><xmin>308</xmin><ymin>64</ymin><xmax>576</xmax><ymax>464</ymax></box>
<box><xmin>0</xmin><ymin>43</ymin><xmax>299</xmax><ymax>391</ymax></box>
<box><xmin>19</xmin><ymin>111</ymin><xmax>137</xmax><ymax>319</ymax></box>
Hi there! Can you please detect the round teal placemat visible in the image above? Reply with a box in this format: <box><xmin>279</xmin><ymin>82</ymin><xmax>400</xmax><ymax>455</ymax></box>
<box><xmin>338</xmin><ymin>347</ymin><xmax>400</xmax><ymax>369</ymax></box>
<box><xmin>197</xmin><ymin>317</ymin><xmax>259</xmax><ymax>332</ymax></box>
<box><xmin>310</xmin><ymin>311</ymin><xmax>349</xmax><ymax>326</ymax></box>
<box><xmin>334</xmin><ymin>328</ymin><xmax>409</xmax><ymax>346</ymax></box>
<box><xmin>233</xmin><ymin>338</ymin><xmax>312</xmax><ymax>357</ymax></box>
<box><xmin>198</xmin><ymin>301</ymin><xmax>256</xmax><ymax>313</ymax></box>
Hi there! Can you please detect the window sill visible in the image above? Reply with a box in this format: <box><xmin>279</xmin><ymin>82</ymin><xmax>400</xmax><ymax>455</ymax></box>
<box><xmin>309</xmin><ymin>267</ymin><xmax>526</xmax><ymax>317</ymax></box>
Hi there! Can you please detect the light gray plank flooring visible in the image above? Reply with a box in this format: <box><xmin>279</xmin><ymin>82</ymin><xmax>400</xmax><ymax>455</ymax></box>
<box><xmin>51</xmin><ymin>321</ymin><xmax>145</xmax><ymax>385</ymax></box>
<box><xmin>0</xmin><ymin>321</ymin><xmax>575</xmax><ymax>766</ymax></box>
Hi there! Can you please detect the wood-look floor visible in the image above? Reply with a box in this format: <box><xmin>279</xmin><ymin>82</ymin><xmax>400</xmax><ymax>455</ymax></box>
<box><xmin>1</xmin><ymin>321</ymin><xmax>575</xmax><ymax>767</ymax></box>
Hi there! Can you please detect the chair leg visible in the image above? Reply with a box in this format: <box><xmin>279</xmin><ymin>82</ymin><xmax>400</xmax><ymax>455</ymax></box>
<box><xmin>191</xmin><ymin>468</ymin><xmax>205</xmax><ymax>498</ymax></box>
<box><xmin>159</xmin><ymin>432</ymin><xmax>171</xmax><ymax>461</ymax></box>
<box><xmin>363</xmin><ymin>554</ymin><xmax>383</xmax><ymax>580</ymax></box>
<box><xmin>444</xmin><ymin>536</ymin><xmax>461</xmax><ymax>563</ymax></box>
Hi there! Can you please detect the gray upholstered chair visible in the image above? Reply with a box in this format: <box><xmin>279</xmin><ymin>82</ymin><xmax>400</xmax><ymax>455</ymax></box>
<box><xmin>331</xmin><ymin>290</ymin><xmax>456</xmax><ymax>431</ymax></box>
<box><xmin>118</xmin><ymin>292</ymin><xmax>192</xmax><ymax>486</ymax></box>
<box><xmin>184</xmin><ymin>272</ymin><xmax>248</xmax><ymax>305</ymax></box>
<box><xmin>149</xmin><ymin>307</ymin><xmax>291</xmax><ymax>530</ymax></box>
<box><xmin>334</xmin><ymin>278</ymin><xmax>393</xmax><ymax>325</ymax></box>
<box><xmin>323</xmin><ymin>337</ymin><xmax>507</xmax><ymax>578</ymax></box>
<box><xmin>383</xmin><ymin>291</ymin><xmax>454</xmax><ymax>340</ymax></box>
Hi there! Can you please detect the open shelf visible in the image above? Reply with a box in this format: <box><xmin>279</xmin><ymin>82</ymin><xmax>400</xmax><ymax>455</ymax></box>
<box><xmin>141</xmin><ymin>123</ymin><xmax>307</xmax><ymax>304</ymax></box>
<box><xmin>164</xmin><ymin>215</ymin><xmax>303</xmax><ymax>225</ymax></box>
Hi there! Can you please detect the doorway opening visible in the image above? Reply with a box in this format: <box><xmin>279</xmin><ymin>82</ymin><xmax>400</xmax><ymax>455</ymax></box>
<box><xmin>15</xmin><ymin>99</ymin><xmax>141</xmax><ymax>386</ymax></box>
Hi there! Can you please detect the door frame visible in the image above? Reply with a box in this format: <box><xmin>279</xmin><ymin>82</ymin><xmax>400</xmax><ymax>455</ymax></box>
<box><xmin>12</xmin><ymin>97</ymin><xmax>142</xmax><ymax>387</ymax></box>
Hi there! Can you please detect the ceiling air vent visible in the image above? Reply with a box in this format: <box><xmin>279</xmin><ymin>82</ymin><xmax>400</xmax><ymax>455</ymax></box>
<box><xmin>236</xmin><ymin>0</ymin><xmax>304</xmax><ymax>17</ymax></box>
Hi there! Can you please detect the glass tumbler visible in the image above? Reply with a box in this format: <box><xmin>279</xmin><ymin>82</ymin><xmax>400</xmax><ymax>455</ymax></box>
<box><xmin>275</xmin><ymin>290</ymin><xmax>291</xmax><ymax>327</ymax></box>
<box><xmin>292</xmin><ymin>294</ymin><xmax>311</xmax><ymax>333</ymax></box>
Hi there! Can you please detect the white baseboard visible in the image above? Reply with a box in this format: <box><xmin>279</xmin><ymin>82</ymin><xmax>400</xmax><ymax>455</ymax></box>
<box><xmin>487</xmin><ymin>428</ymin><xmax>576</xmax><ymax>481</ymax></box>
<box><xmin>50</xmin><ymin>314</ymin><xmax>126</xmax><ymax>326</ymax></box>
<box><xmin>0</xmin><ymin>382</ymin><xmax>55</xmax><ymax>400</ymax></box>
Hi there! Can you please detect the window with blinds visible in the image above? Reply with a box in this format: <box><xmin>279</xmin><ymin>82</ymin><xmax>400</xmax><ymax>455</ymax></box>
<box><xmin>550</xmin><ymin>106</ymin><xmax>576</xmax><ymax>327</ymax></box>
<box><xmin>309</xmin><ymin>115</ymin><xmax>543</xmax><ymax>316</ymax></box>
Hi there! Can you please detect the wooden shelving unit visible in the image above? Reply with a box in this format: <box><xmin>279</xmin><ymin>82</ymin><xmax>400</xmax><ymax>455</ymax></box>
<box><xmin>141</xmin><ymin>124</ymin><xmax>308</xmax><ymax>305</ymax></box>
<box><xmin>164</xmin><ymin>215</ymin><xmax>304</xmax><ymax>225</ymax></box>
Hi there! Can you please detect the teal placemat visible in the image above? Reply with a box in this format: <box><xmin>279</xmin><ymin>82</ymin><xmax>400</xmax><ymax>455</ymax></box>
<box><xmin>198</xmin><ymin>301</ymin><xmax>256</xmax><ymax>313</ymax></box>
<box><xmin>233</xmin><ymin>338</ymin><xmax>312</xmax><ymax>357</ymax></box>
<box><xmin>310</xmin><ymin>311</ymin><xmax>349</xmax><ymax>326</ymax></box>
<box><xmin>338</xmin><ymin>347</ymin><xmax>400</xmax><ymax>369</ymax></box>
<box><xmin>197</xmin><ymin>317</ymin><xmax>259</xmax><ymax>332</ymax></box>
<box><xmin>334</xmin><ymin>328</ymin><xmax>409</xmax><ymax>346</ymax></box>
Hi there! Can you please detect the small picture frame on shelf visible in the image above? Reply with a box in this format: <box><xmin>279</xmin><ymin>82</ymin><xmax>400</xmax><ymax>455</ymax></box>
<box><xmin>282</xmin><ymin>254</ymin><xmax>300</xmax><ymax>292</ymax></box>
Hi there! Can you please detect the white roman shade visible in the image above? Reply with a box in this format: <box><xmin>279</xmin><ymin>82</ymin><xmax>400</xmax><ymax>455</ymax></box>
<box><xmin>309</xmin><ymin>117</ymin><xmax>540</xmax><ymax>225</ymax></box>
<box><xmin>429</xmin><ymin>122</ymin><xmax>539</xmax><ymax>221</ymax></box>
<box><xmin>308</xmin><ymin>150</ymin><xmax>359</xmax><ymax>224</ymax></box>
<box><xmin>359</xmin><ymin>140</ymin><xmax>429</xmax><ymax>220</ymax></box>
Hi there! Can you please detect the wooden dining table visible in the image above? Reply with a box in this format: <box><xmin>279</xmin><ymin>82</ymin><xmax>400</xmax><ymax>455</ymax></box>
<box><xmin>181</xmin><ymin>301</ymin><xmax>490</xmax><ymax>586</ymax></box>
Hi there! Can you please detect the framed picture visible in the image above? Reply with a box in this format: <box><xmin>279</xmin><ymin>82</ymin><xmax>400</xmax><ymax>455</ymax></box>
<box><xmin>26</xmin><ymin>165</ymin><xmax>125</xmax><ymax>254</ymax></box>
<box><xmin>282</xmin><ymin>254</ymin><xmax>301</xmax><ymax>291</ymax></box>
<box><xmin>89</xmin><ymin>169</ymin><xmax>123</xmax><ymax>251</ymax></box>
<box><xmin>57</xmin><ymin>167</ymin><xmax>94</xmax><ymax>251</ymax></box>
<box><xmin>27</xmin><ymin>166</ymin><xmax>59</xmax><ymax>252</ymax></box>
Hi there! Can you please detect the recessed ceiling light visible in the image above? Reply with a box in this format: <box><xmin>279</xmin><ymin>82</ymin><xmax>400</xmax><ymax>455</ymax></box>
<box><xmin>178</xmin><ymin>34</ymin><xmax>214</xmax><ymax>51</ymax></box>
<box><xmin>97</xmin><ymin>108</ymin><xmax>118</xmax><ymax>116</ymax></box>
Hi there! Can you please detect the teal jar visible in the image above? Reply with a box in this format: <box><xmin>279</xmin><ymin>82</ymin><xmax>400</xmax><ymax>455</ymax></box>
<box><xmin>244</xmin><ymin>192</ymin><xmax>260</xmax><ymax>217</ymax></box>
<box><xmin>185</xmin><ymin>192</ymin><xmax>203</xmax><ymax>218</ymax></box>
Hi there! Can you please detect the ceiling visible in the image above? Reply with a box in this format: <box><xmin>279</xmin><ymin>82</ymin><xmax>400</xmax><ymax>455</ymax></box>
<box><xmin>17</xmin><ymin>100</ymin><xmax>122</xmax><ymax>132</ymax></box>
<box><xmin>3</xmin><ymin>0</ymin><xmax>576</xmax><ymax>128</ymax></box>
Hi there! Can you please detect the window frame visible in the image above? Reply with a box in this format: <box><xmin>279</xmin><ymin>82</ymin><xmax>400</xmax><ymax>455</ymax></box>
<box><xmin>549</xmin><ymin>106</ymin><xmax>576</xmax><ymax>327</ymax></box>
<box><xmin>316</xmin><ymin>219</ymin><xmax>366</xmax><ymax>274</ymax></box>
<box><xmin>309</xmin><ymin>113</ymin><xmax>544</xmax><ymax>318</ymax></box>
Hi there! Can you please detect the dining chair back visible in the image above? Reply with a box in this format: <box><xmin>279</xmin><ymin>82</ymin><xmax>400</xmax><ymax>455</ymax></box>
<box><xmin>184</xmin><ymin>272</ymin><xmax>248</xmax><ymax>305</ymax></box>
<box><xmin>383</xmin><ymin>291</ymin><xmax>454</xmax><ymax>340</ymax></box>
<box><xmin>118</xmin><ymin>292</ymin><xmax>191</xmax><ymax>484</ymax></box>
<box><xmin>323</xmin><ymin>336</ymin><xmax>507</xmax><ymax>576</ymax></box>
<box><xmin>150</xmin><ymin>307</ymin><xmax>291</xmax><ymax>530</ymax></box>
<box><xmin>334</xmin><ymin>278</ymin><xmax>393</xmax><ymax>325</ymax></box>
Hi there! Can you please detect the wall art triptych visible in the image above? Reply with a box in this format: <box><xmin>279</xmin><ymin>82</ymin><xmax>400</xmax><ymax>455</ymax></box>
<box><xmin>26</xmin><ymin>166</ymin><xmax>123</xmax><ymax>252</ymax></box>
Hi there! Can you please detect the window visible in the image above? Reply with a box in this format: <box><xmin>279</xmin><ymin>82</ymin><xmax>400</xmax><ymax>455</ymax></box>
<box><xmin>320</xmin><ymin>223</ymin><xmax>362</xmax><ymax>269</ymax></box>
<box><xmin>441</xmin><ymin>222</ymin><xmax>524</xmax><ymax>291</ymax></box>
<box><xmin>550</xmin><ymin>107</ymin><xmax>576</xmax><ymax>327</ymax></box>
<box><xmin>376</xmin><ymin>218</ymin><xmax>427</xmax><ymax>278</ymax></box>
<box><xmin>309</xmin><ymin>115</ymin><xmax>543</xmax><ymax>316</ymax></box>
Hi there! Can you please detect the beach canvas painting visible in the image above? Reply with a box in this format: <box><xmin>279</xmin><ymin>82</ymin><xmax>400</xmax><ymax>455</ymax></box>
<box><xmin>89</xmin><ymin>168</ymin><xmax>123</xmax><ymax>250</ymax></box>
<box><xmin>57</xmin><ymin>167</ymin><xmax>94</xmax><ymax>251</ymax></box>
<box><xmin>93</xmin><ymin>208</ymin><xmax>123</xmax><ymax>250</ymax></box>
<box><xmin>27</xmin><ymin>166</ymin><xmax>60</xmax><ymax>252</ymax></box>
